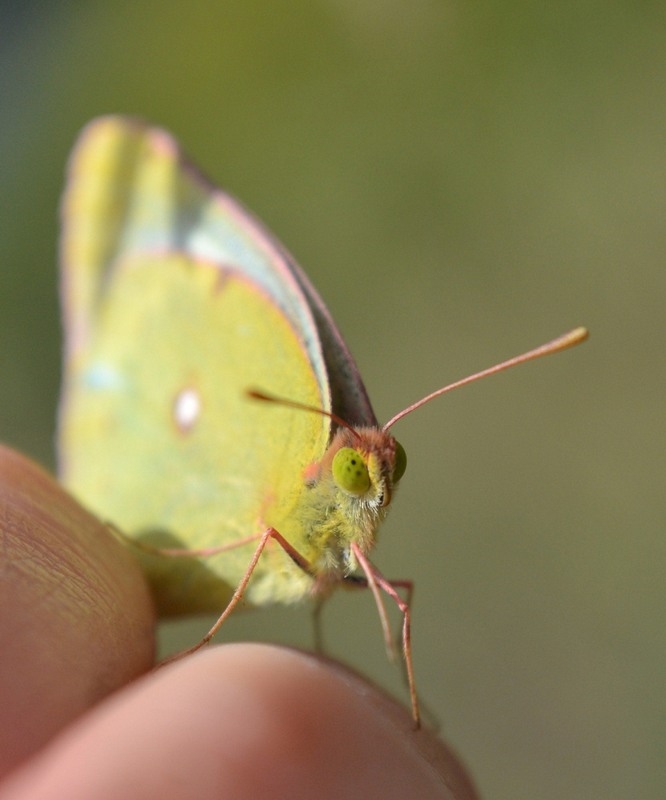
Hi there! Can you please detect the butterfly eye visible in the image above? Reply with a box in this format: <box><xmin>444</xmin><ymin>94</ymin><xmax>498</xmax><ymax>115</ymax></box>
<box><xmin>332</xmin><ymin>447</ymin><xmax>371</xmax><ymax>496</ymax></box>
<box><xmin>392</xmin><ymin>440</ymin><xmax>407</xmax><ymax>483</ymax></box>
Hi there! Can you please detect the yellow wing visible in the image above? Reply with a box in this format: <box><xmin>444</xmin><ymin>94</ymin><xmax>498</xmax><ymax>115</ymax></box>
<box><xmin>59</xmin><ymin>119</ymin><xmax>337</xmax><ymax>614</ymax></box>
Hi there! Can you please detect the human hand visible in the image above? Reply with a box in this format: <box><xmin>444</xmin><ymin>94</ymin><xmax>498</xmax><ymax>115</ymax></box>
<box><xmin>0</xmin><ymin>445</ymin><xmax>479</xmax><ymax>799</ymax></box>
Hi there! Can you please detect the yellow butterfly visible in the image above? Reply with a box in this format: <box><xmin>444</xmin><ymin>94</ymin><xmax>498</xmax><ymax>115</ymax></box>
<box><xmin>58</xmin><ymin>116</ymin><xmax>587</xmax><ymax>725</ymax></box>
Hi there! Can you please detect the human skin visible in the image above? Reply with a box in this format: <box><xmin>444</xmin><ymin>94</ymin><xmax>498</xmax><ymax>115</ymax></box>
<box><xmin>0</xmin><ymin>445</ymin><xmax>479</xmax><ymax>800</ymax></box>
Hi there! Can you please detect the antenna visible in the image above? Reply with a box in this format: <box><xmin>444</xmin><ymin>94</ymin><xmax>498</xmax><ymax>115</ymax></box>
<box><xmin>383</xmin><ymin>327</ymin><xmax>589</xmax><ymax>430</ymax></box>
<box><xmin>247</xmin><ymin>388</ymin><xmax>362</xmax><ymax>441</ymax></box>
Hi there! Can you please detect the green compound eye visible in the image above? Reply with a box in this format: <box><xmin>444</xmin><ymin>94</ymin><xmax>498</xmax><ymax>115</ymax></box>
<box><xmin>392</xmin><ymin>440</ymin><xmax>407</xmax><ymax>483</ymax></box>
<box><xmin>332</xmin><ymin>447</ymin><xmax>371</xmax><ymax>496</ymax></box>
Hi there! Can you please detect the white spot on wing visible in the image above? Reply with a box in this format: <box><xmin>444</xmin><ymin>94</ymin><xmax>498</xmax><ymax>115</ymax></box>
<box><xmin>173</xmin><ymin>387</ymin><xmax>201</xmax><ymax>434</ymax></box>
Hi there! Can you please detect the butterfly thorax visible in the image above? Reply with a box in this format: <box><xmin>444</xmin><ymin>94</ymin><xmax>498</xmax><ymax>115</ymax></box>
<box><xmin>299</xmin><ymin>426</ymin><xmax>403</xmax><ymax>579</ymax></box>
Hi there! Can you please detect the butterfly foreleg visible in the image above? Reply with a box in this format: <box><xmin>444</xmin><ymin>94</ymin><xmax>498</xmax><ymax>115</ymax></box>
<box><xmin>107</xmin><ymin>520</ymin><xmax>266</xmax><ymax>559</ymax></box>
<box><xmin>160</xmin><ymin>527</ymin><xmax>314</xmax><ymax>666</ymax></box>
<box><xmin>349</xmin><ymin>542</ymin><xmax>419</xmax><ymax>728</ymax></box>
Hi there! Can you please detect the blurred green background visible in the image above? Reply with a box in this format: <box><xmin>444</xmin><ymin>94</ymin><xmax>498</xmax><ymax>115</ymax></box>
<box><xmin>1</xmin><ymin>2</ymin><xmax>663</xmax><ymax>797</ymax></box>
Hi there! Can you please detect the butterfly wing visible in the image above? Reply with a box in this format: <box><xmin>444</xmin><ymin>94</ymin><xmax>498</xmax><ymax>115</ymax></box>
<box><xmin>58</xmin><ymin>117</ymin><xmax>375</xmax><ymax>614</ymax></box>
<box><xmin>60</xmin><ymin>116</ymin><xmax>376</xmax><ymax>424</ymax></box>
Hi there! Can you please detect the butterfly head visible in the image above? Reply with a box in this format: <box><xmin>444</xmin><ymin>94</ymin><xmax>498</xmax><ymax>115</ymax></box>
<box><xmin>323</xmin><ymin>426</ymin><xmax>407</xmax><ymax>510</ymax></box>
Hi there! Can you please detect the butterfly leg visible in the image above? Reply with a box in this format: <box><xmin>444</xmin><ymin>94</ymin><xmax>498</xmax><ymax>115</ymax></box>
<box><xmin>160</xmin><ymin>527</ymin><xmax>313</xmax><ymax>665</ymax></box>
<box><xmin>107</xmin><ymin>521</ymin><xmax>264</xmax><ymax>558</ymax></box>
<box><xmin>349</xmin><ymin>542</ymin><xmax>419</xmax><ymax>728</ymax></box>
<box><xmin>343</xmin><ymin>568</ymin><xmax>396</xmax><ymax>662</ymax></box>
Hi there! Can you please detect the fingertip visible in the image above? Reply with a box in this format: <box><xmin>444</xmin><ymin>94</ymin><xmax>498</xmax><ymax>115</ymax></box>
<box><xmin>0</xmin><ymin>445</ymin><xmax>155</xmax><ymax>776</ymax></box>
<box><xmin>1</xmin><ymin>644</ymin><xmax>478</xmax><ymax>800</ymax></box>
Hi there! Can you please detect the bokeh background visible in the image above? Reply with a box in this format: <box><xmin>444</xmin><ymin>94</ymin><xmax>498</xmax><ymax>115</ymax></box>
<box><xmin>1</xmin><ymin>2</ymin><xmax>663</xmax><ymax>797</ymax></box>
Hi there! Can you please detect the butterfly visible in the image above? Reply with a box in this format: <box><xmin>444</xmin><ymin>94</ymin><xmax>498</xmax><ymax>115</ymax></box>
<box><xmin>57</xmin><ymin>116</ymin><xmax>588</xmax><ymax>725</ymax></box>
